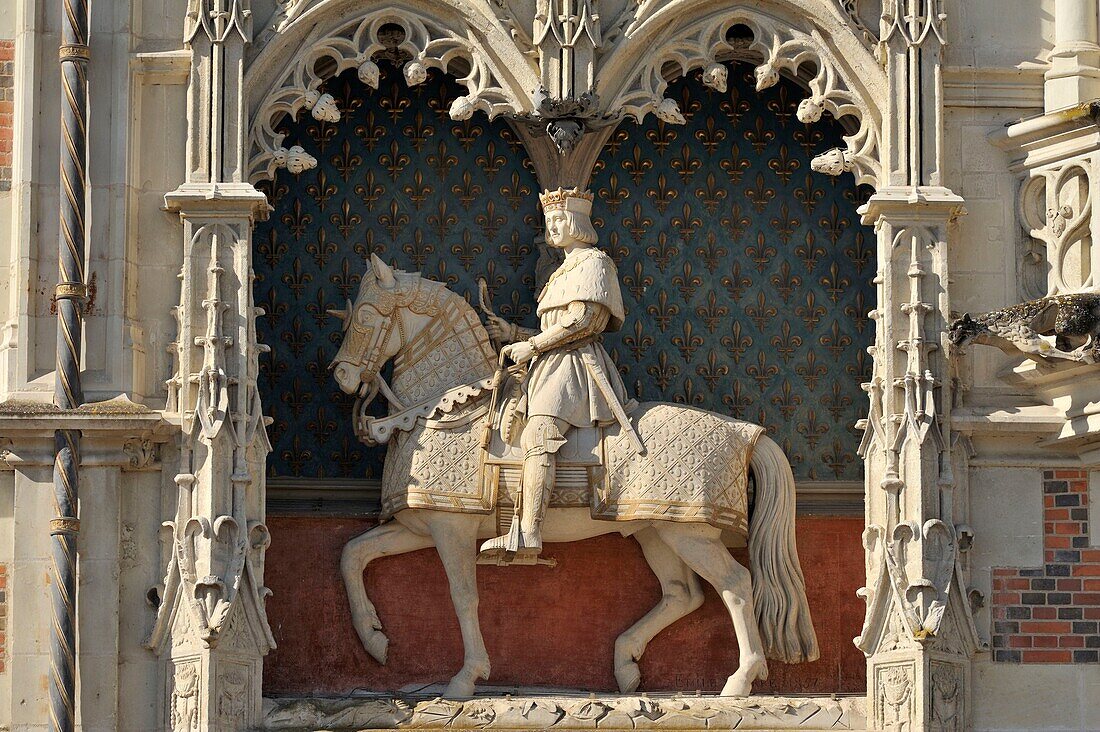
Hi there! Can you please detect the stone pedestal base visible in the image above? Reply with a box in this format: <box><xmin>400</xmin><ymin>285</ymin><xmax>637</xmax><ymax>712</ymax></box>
<box><xmin>262</xmin><ymin>694</ymin><xmax>866</xmax><ymax>731</ymax></box>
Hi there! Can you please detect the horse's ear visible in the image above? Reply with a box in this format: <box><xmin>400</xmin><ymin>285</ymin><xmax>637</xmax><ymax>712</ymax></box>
<box><xmin>371</xmin><ymin>253</ymin><xmax>396</xmax><ymax>289</ymax></box>
<box><xmin>327</xmin><ymin>299</ymin><xmax>353</xmax><ymax>332</ymax></box>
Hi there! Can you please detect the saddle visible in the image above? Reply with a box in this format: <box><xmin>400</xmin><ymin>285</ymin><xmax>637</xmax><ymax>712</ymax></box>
<box><xmin>483</xmin><ymin>422</ymin><xmax>605</xmax><ymax>513</ymax></box>
<box><xmin>483</xmin><ymin>368</ymin><xmax>637</xmax><ymax>525</ymax></box>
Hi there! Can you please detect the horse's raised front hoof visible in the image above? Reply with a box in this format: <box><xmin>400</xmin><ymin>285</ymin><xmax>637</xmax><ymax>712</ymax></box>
<box><xmin>720</xmin><ymin>655</ymin><xmax>767</xmax><ymax>698</ymax></box>
<box><xmin>358</xmin><ymin>628</ymin><xmax>389</xmax><ymax>665</ymax></box>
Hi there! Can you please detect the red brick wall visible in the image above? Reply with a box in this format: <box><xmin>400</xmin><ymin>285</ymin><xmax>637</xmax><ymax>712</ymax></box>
<box><xmin>0</xmin><ymin>40</ymin><xmax>12</xmax><ymax>191</ymax></box>
<box><xmin>991</xmin><ymin>469</ymin><xmax>1100</xmax><ymax>663</ymax></box>
<box><xmin>262</xmin><ymin>515</ymin><xmax>866</xmax><ymax>695</ymax></box>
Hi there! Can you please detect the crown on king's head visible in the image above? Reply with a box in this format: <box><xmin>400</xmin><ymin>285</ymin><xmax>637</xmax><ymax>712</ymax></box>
<box><xmin>539</xmin><ymin>187</ymin><xmax>595</xmax><ymax>215</ymax></box>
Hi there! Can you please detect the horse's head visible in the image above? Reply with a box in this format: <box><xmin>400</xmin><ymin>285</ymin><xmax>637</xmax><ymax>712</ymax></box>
<box><xmin>330</xmin><ymin>253</ymin><xmax>405</xmax><ymax>397</ymax></box>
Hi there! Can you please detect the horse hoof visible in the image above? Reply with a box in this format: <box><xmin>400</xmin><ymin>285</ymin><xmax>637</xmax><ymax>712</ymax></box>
<box><xmin>361</xmin><ymin>629</ymin><xmax>389</xmax><ymax>665</ymax></box>
<box><xmin>720</xmin><ymin>675</ymin><xmax>752</xmax><ymax>698</ymax></box>
<box><xmin>615</xmin><ymin>661</ymin><xmax>642</xmax><ymax>694</ymax></box>
<box><xmin>443</xmin><ymin>676</ymin><xmax>477</xmax><ymax>699</ymax></box>
<box><xmin>721</xmin><ymin>657</ymin><xmax>767</xmax><ymax>697</ymax></box>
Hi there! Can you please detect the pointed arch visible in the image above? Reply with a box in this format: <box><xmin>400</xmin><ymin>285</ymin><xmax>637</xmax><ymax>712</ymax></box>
<box><xmin>597</xmin><ymin>1</ymin><xmax>886</xmax><ymax>188</ymax></box>
<box><xmin>245</xmin><ymin>1</ymin><xmax>541</xmax><ymax>183</ymax></box>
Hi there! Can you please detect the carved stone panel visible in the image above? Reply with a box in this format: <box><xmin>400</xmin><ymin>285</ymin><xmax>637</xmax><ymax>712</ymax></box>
<box><xmin>873</xmin><ymin>663</ymin><xmax>915</xmax><ymax>731</ymax></box>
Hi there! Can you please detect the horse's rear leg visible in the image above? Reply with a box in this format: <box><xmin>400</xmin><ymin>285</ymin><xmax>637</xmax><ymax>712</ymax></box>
<box><xmin>656</xmin><ymin>523</ymin><xmax>768</xmax><ymax>697</ymax></box>
<box><xmin>341</xmin><ymin>521</ymin><xmax>433</xmax><ymax>664</ymax></box>
<box><xmin>615</xmin><ymin>527</ymin><xmax>704</xmax><ymax>693</ymax></box>
<box><xmin>426</xmin><ymin>514</ymin><xmax>491</xmax><ymax>698</ymax></box>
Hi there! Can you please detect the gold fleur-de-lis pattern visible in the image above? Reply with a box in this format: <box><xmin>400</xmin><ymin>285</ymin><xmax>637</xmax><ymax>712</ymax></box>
<box><xmin>592</xmin><ymin>64</ymin><xmax>873</xmax><ymax>480</ymax></box>
<box><xmin>254</xmin><ymin>65</ymin><xmax>540</xmax><ymax>478</ymax></box>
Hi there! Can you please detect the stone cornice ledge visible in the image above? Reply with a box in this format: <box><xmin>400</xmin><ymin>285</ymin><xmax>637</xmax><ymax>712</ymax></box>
<box><xmin>0</xmin><ymin>396</ymin><xmax>173</xmax><ymax>467</ymax></box>
<box><xmin>265</xmin><ymin>478</ymin><xmax>865</xmax><ymax>516</ymax></box>
<box><xmin>956</xmin><ymin>358</ymin><xmax>1100</xmax><ymax>460</ymax></box>
<box><xmin>988</xmin><ymin>100</ymin><xmax>1100</xmax><ymax>171</ymax></box>
<box><xmin>952</xmin><ymin>404</ymin><xmax>1065</xmax><ymax>436</ymax></box>
<box><xmin>942</xmin><ymin>66</ymin><xmax>1046</xmax><ymax>110</ymax></box>
<box><xmin>262</xmin><ymin>693</ymin><xmax>866</xmax><ymax>731</ymax></box>
<box><xmin>131</xmin><ymin>49</ymin><xmax>191</xmax><ymax>84</ymax></box>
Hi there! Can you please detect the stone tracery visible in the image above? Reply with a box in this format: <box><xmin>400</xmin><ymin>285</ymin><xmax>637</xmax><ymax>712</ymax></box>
<box><xmin>598</xmin><ymin>8</ymin><xmax>884</xmax><ymax>187</ymax></box>
<box><xmin>247</xmin><ymin>1</ymin><xmax>888</xmax><ymax>189</ymax></box>
<box><xmin>247</xmin><ymin>6</ymin><xmax>540</xmax><ymax>183</ymax></box>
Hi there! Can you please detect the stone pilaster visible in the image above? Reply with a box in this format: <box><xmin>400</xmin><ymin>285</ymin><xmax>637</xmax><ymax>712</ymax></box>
<box><xmin>147</xmin><ymin>2</ymin><xmax>275</xmax><ymax>730</ymax></box>
<box><xmin>858</xmin><ymin>3</ymin><xmax>982</xmax><ymax>729</ymax></box>
<box><xmin>1046</xmin><ymin>0</ymin><xmax>1100</xmax><ymax>112</ymax></box>
<box><xmin>858</xmin><ymin>193</ymin><xmax>981</xmax><ymax>732</ymax></box>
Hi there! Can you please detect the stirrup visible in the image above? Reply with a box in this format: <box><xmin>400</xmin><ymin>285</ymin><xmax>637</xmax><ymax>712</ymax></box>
<box><xmin>479</xmin><ymin>517</ymin><xmax>522</xmax><ymax>562</ymax></box>
<box><xmin>478</xmin><ymin>527</ymin><xmax>546</xmax><ymax>566</ymax></box>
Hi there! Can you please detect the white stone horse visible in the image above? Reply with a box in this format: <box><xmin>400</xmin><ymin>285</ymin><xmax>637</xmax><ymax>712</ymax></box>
<box><xmin>330</xmin><ymin>255</ymin><xmax>818</xmax><ymax>698</ymax></box>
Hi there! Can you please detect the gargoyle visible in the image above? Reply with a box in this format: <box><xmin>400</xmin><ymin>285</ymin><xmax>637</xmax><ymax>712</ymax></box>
<box><xmin>948</xmin><ymin>292</ymin><xmax>1100</xmax><ymax>364</ymax></box>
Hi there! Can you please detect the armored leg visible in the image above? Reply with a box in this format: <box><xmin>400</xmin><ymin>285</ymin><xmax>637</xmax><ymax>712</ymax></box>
<box><xmin>479</xmin><ymin>416</ymin><xmax>567</xmax><ymax>559</ymax></box>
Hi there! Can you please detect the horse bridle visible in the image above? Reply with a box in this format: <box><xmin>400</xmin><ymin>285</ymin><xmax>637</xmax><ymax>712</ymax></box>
<box><xmin>340</xmin><ymin>298</ymin><xmax>408</xmax><ymax>407</ymax></box>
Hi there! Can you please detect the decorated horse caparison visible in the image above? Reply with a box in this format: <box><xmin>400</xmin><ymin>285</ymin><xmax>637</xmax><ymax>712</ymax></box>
<box><xmin>330</xmin><ymin>254</ymin><xmax>819</xmax><ymax>698</ymax></box>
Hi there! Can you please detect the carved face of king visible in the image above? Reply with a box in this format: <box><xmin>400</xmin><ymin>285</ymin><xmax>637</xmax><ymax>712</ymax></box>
<box><xmin>330</xmin><ymin>254</ymin><xmax>401</xmax><ymax>397</ymax></box>
<box><xmin>544</xmin><ymin>208</ymin><xmax>598</xmax><ymax>250</ymax></box>
<box><xmin>545</xmin><ymin>210</ymin><xmax>570</xmax><ymax>248</ymax></box>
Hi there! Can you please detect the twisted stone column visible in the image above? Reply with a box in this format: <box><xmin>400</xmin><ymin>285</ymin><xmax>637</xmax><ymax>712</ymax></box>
<box><xmin>51</xmin><ymin>0</ymin><xmax>90</xmax><ymax>729</ymax></box>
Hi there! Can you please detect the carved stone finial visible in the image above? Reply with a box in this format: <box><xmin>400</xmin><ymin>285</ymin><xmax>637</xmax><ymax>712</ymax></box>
<box><xmin>449</xmin><ymin>95</ymin><xmax>476</xmax><ymax>121</ymax></box>
<box><xmin>810</xmin><ymin>148</ymin><xmax>854</xmax><ymax>177</ymax></box>
<box><xmin>403</xmin><ymin>60</ymin><xmax>428</xmax><ymax>86</ymax></box>
<box><xmin>753</xmin><ymin>62</ymin><xmax>780</xmax><ymax>91</ymax></box>
<box><xmin>303</xmin><ymin>90</ymin><xmax>340</xmax><ymax>123</ymax></box>
<box><xmin>796</xmin><ymin>96</ymin><xmax>825</xmax><ymax>124</ymax></box>
<box><xmin>702</xmin><ymin>63</ymin><xmax>728</xmax><ymax>93</ymax></box>
<box><xmin>357</xmin><ymin>60</ymin><xmax>380</xmax><ymax>89</ymax></box>
<box><xmin>655</xmin><ymin>98</ymin><xmax>686</xmax><ymax>124</ymax></box>
<box><xmin>273</xmin><ymin>145</ymin><xmax>316</xmax><ymax>175</ymax></box>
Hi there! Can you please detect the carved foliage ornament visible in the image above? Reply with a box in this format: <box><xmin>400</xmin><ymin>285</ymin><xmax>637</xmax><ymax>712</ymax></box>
<box><xmin>855</xmin><ymin>520</ymin><xmax>982</xmax><ymax>657</ymax></box>
<box><xmin>599</xmin><ymin>11</ymin><xmax>883</xmax><ymax>187</ymax></box>
<box><xmin>248</xmin><ymin>10</ymin><xmax>534</xmax><ymax>182</ymax></box>
<box><xmin>249</xmin><ymin>4</ymin><xmax>885</xmax><ymax>186</ymax></box>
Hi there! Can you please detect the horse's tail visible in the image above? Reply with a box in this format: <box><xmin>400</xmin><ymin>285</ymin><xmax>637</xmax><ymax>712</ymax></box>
<box><xmin>747</xmin><ymin>434</ymin><xmax>820</xmax><ymax>663</ymax></box>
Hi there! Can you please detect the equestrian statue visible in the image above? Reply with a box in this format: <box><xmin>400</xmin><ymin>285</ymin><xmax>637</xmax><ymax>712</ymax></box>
<box><xmin>330</xmin><ymin>187</ymin><xmax>818</xmax><ymax>698</ymax></box>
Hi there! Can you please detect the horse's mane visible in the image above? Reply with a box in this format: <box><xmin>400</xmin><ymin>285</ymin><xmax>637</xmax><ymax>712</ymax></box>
<box><xmin>385</xmin><ymin>269</ymin><xmax>498</xmax><ymax>405</ymax></box>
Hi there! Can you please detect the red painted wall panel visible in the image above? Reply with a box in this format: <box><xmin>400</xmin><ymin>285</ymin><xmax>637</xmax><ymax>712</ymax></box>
<box><xmin>263</xmin><ymin>515</ymin><xmax>866</xmax><ymax>695</ymax></box>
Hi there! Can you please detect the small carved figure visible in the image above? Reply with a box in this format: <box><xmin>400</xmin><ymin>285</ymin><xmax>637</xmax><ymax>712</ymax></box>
<box><xmin>948</xmin><ymin>292</ymin><xmax>1100</xmax><ymax>363</ymax></box>
<box><xmin>479</xmin><ymin>187</ymin><xmax>636</xmax><ymax>560</ymax></box>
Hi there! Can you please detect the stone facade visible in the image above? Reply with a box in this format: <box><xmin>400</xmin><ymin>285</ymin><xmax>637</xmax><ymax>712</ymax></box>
<box><xmin>1</xmin><ymin>0</ymin><xmax>1100</xmax><ymax>730</ymax></box>
<box><xmin>0</xmin><ymin>40</ymin><xmax>12</xmax><ymax>192</ymax></box>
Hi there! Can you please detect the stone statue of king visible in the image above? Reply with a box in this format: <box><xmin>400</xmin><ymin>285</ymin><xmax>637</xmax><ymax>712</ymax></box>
<box><xmin>480</xmin><ymin>187</ymin><xmax>637</xmax><ymax>559</ymax></box>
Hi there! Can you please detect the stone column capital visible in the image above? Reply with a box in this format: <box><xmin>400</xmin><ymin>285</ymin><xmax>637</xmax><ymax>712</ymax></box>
<box><xmin>164</xmin><ymin>182</ymin><xmax>270</xmax><ymax>221</ymax></box>
<box><xmin>860</xmin><ymin>188</ymin><xmax>966</xmax><ymax>227</ymax></box>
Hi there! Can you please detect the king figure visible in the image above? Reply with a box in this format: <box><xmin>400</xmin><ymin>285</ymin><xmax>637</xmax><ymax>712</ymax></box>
<box><xmin>480</xmin><ymin>187</ymin><xmax>634</xmax><ymax>559</ymax></box>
